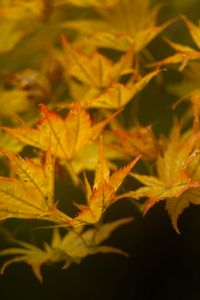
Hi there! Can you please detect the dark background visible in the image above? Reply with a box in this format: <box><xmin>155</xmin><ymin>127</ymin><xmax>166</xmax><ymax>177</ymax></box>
<box><xmin>1</xmin><ymin>202</ymin><xmax>200</xmax><ymax>300</ymax></box>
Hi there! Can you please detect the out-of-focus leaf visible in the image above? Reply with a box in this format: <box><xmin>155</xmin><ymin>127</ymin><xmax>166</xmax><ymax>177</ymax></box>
<box><xmin>0</xmin><ymin>89</ymin><xmax>30</xmax><ymax>115</ymax></box>
<box><xmin>0</xmin><ymin>20</ymin><xmax>28</xmax><ymax>54</ymax></box>
<box><xmin>148</xmin><ymin>42</ymin><xmax>200</xmax><ymax>71</ymax></box>
<box><xmin>0</xmin><ymin>217</ymin><xmax>132</xmax><ymax>282</ymax></box>
<box><xmin>62</xmin><ymin>0</ymin><xmax>174</xmax><ymax>52</ymax></box>
<box><xmin>81</xmin><ymin>69</ymin><xmax>160</xmax><ymax>109</ymax></box>
<box><xmin>174</xmin><ymin>89</ymin><xmax>200</xmax><ymax>130</ymax></box>
<box><xmin>109</xmin><ymin>125</ymin><xmax>160</xmax><ymax>161</ymax></box>
<box><xmin>182</xmin><ymin>15</ymin><xmax>200</xmax><ymax>50</ymax></box>
<box><xmin>0</xmin><ymin>0</ymin><xmax>54</xmax><ymax>21</ymax></box>
<box><xmin>0</xmin><ymin>132</ymin><xmax>23</xmax><ymax>153</ymax></box>
<box><xmin>61</xmin><ymin>37</ymin><xmax>134</xmax><ymax>89</ymax></box>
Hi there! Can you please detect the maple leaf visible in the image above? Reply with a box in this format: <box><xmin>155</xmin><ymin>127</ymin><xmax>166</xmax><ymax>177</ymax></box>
<box><xmin>71</xmin><ymin>139</ymin><xmax>140</xmax><ymax>226</ymax></box>
<box><xmin>147</xmin><ymin>16</ymin><xmax>200</xmax><ymax>70</ymax></box>
<box><xmin>108</xmin><ymin>125</ymin><xmax>160</xmax><ymax>161</ymax></box>
<box><xmin>119</xmin><ymin>125</ymin><xmax>200</xmax><ymax>232</ymax></box>
<box><xmin>0</xmin><ymin>217</ymin><xmax>132</xmax><ymax>282</ymax></box>
<box><xmin>147</xmin><ymin>38</ymin><xmax>200</xmax><ymax>71</ymax></box>
<box><xmin>82</xmin><ymin>69</ymin><xmax>160</xmax><ymax>109</ymax></box>
<box><xmin>181</xmin><ymin>16</ymin><xmax>200</xmax><ymax>50</ymax></box>
<box><xmin>0</xmin><ymin>148</ymin><xmax>71</xmax><ymax>224</ymax></box>
<box><xmin>3</xmin><ymin>103</ymin><xmax>118</xmax><ymax>162</ymax></box>
<box><xmin>62</xmin><ymin>0</ymin><xmax>175</xmax><ymax>52</ymax></box>
<box><xmin>166</xmin><ymin>155</ymin><xmax>200</xmax><ymax>233</ymax></box>
<box><xmin>61</xmin><ymin>36</ymin><xmax>134</xmax><ymax>89</ymax></box>
<box><xmin>59</xmin><ymin>38</ymin><xmax>159</xmax><ymax>109</ymax></box>
<box><xmin>0</xmin><ymin>132</ymin><xmax>23</xmax><ymax>154</ymax></box>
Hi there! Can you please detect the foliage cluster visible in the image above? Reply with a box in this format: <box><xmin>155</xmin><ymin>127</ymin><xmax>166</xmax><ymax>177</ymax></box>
<box><xmin>1</xmin><ymin>0</ymin><xmax>200</xmax><ymax>281</ymax></box>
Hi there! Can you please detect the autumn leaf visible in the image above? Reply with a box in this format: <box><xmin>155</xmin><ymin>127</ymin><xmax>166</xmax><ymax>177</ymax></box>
<box><xmin>3</xmin><ymin>103</ymin><xmax>119</xmax><ymax>162</ymax></box>
<box><xmin>119</xmin><ymin>125</ymin><xmax>200</xmax><ymax>232</ymax></box>
<box><xmin>0</xmin><ymin>217</ymin><xmax>132</xmax><ymax>282</ymax></box>
<box><xmin>147</xmin><ymin>17</ymin><xmax>200</xmax><ymax>70</ymax></box>
<box><xmin>108</xmin><ymin>125</ymin><xmax>160</xmax><ymax>161</ymax></box>
<box><xmin>0</xmin><ymin>148</ymin><xmax>71</xmax><ymax>224</ymax></box>
<box><xmin>166</xmin><ymin>154</ymin><xmax>200</xmax><ymax>233</ymax></box>
<box><xmin>71</xmin><ymin>139</ymin><xmax>140</xmax><ymax>226</ymax></box>
<box><xmin>62</xmin><ymin>0</ymin><xmax>174</xmax><ymax>52</ymax></box>
<box><xmin>147</xmin><ymin>38</ymin><xmax>200</xmax><ymax>71</ymax></box>
<box><xmin>0</xmin><ymin>132</ymin><xmax>23</xmax><ymax>154</ymax></box>
<box><xmin>61</xmin><ymin>36</ymin><xmax>134</xmax><ymax>89</ymax></box>
<box><xmin>81</xmin><ymin>69</ymin><xmax>160</xmax><ymax>109</ymax></box>
<box><xmin>181</xmin><ymin>16</ymin><xmax>200</xmax><ymax>50</ymax></box>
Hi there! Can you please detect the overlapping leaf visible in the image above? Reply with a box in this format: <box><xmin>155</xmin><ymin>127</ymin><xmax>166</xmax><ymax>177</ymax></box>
<box><xmin>82</xmin><ymin>70</ymin><xmax>160</xmax><ymax>109</ymax></box>
<box><xmin>0</xmin><ymin>217</ymin><xmax>132</xmax><ymax>282</ymax></box>
<box><xmin>148</xmin><ymin>17</ymin><xmax>200</xmax><ymax>70</ymax></box>
<box><xmin>62</xmin><ymin>0</ymin><xmax>174</xmax><ymax>52</ymax></box>
<box><xmin>3</xmin><ymin>103</ymin><xmax>118</xmax><ymax>161</ymax></box>
<box><xmin>61</xmin><ymin>37</ymin><xmax>134</xmax><ymax>89</ymax></box>
<box><xmin>0</xmin><ymin>148</ymin><xmax>71</xmax><ymax>224</ymax></box>
<box><xmin>71</xmin><ymin>139</ymin><xmax>140</xmax><ymax>225</ymax></box>
<box><xmin>109</xmin><ymin>125</ymin><xmax>159</xmax><ymax>161</ymax></box>
<box><xmin>148</xmin><ymin>38</ymin><xmax>200</xmax><ymax>70</ymax></box>
<box><xmin>120</xmin><ymin>125</ymin><xmax>200</xmax><ymax>232</ymax></box>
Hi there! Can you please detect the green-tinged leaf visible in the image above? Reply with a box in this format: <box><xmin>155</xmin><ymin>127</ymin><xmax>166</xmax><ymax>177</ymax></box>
<box><xmin>0</xmin><ymin>217</ymin><xmax>132</xmax><ymax>281</ymax></box>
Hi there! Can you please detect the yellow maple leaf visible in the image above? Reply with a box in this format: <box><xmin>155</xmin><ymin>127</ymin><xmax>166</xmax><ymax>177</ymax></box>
<box><xmin>109</xmin><ymin>125</ymin><xmax>160</xmax><ymax>161</ymax></box>
<box><xmin>3</xmin><ymin>103</ymin><xmax>118</xmax><ymax>161</ymax></box>
<box><xmin>71</xmin><ymin>139</ymin><xmax>140</xmax><ymax>226</ymax></box>
<box><xmin>119</xmin><ymin>125</ymin><xmax>200</xmax><ymax>232</ymax></box>
<box><xmin>61</xmin><ymin>36</ymin><xmax>134</xmax><ymax>89</ymax></box>
<box><xmin>181</xmin><ymin>16</ymin><xmax>200</xmax><ymax>50</ymax></box>
<box><xmin>82</xmin><ymin>69</ymin><xmax>160</xmax><ymax>109</ymax></box>
<box><xmin>62</xmin><ymin>0</ymin><xmax>175</xmax><ymax>52</ymax></box>
<box><xmin>0</xmin><ymin>148</ymin><xmax>71</xmax><ymax>224</ymax></box>
<box><xmin>147</xmin><ymin>38</ymin><xmax>200</xmax><ymax>71</ymax></box>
